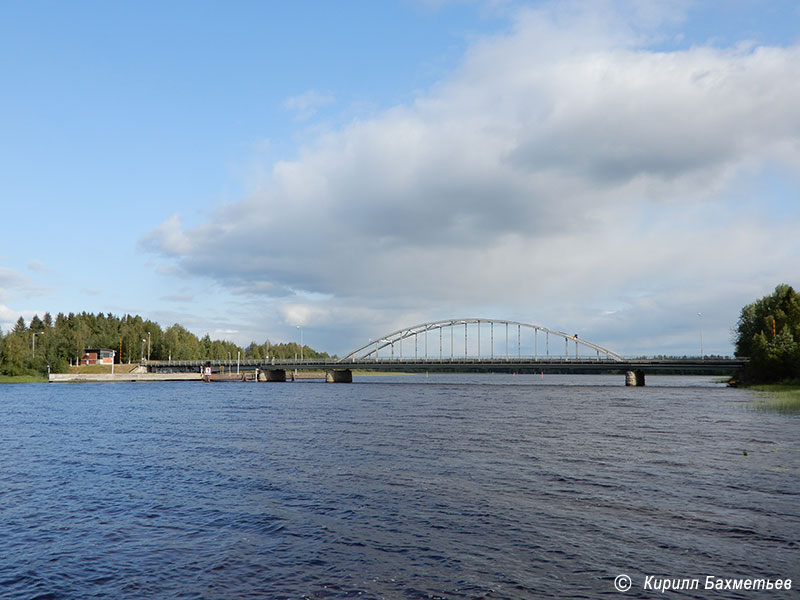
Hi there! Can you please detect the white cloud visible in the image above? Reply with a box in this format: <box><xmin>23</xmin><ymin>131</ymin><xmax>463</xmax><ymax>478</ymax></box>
<box><xmin>141</xmin><ymin>3</ymin><xmax>800</xmax><ymax>355</ymax></box>
<box><xmin>139</xmin><ymin>214</ymin><xmax>194</xmax><ymax>256</ymax></box>
<box><xmin>283</xmin><ymin>89</ymin><xmax>336</xmax><ymax>121</ymax></box>
<box><xmin>0</xmin><ymin>303</ymin><xmax>43</xmax><ymax>334</ymax></box>
<box><xmin>0</xmin><ymin>265</ymin><xmax>48</xmax><ymax>303</ymax></box>
<box><xmin>27</xmin><ymin>260</ymin><xmax>48</xmax><ymax>272</ymax></box>
<box><xmin>0</xmin><ymin>266</ymin><xmax>32</xmax><ymax>291</ymax></box>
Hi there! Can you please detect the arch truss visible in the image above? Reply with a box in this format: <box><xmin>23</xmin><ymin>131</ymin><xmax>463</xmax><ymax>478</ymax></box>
<box><xmin>339</xmin><ymin>319</ymin><xmax>623</xmax><ymax>363</ymax></box>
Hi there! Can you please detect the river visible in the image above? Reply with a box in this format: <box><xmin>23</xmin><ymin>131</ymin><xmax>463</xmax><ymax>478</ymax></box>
<box><xmin>1</xmin><ymin>375</ymin><xmax>797</xmax><ymax>599</ymax></box>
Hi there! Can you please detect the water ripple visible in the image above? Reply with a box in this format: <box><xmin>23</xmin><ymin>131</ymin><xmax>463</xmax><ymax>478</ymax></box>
<box><xmin>0</xmin><ymin>376</ymin><xmax>797</xmax><ymax>599</ymax></box>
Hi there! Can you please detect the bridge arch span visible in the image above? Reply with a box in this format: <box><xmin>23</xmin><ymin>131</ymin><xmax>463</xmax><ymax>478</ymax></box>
<box><xmin>339</xmin><ymin>319</ymin><xmax>623</xmax><ymax>362</ymax></box>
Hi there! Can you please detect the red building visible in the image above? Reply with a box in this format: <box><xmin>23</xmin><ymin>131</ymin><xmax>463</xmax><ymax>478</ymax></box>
<box><xmin>81</xmin><ymin>348</ymin><xmax>115</xmax><ymax>365</ymax></box>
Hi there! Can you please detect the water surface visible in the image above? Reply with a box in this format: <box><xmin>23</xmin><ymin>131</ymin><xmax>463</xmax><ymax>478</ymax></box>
<box><xmin>1</xmin><ymin>375</ymin><xmax>797</xmax><ymax>599</ymax></box>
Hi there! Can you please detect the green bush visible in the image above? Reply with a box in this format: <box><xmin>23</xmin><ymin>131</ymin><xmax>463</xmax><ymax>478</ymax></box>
<box><xmin>735</xmin><ymin>284</ymin><xmax>800</xmax><ymax>383</ymax></box>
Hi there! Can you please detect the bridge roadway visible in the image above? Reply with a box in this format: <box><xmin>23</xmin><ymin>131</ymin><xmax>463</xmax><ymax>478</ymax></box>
<box><xmin>146</xmin><ymin>357</ymin><xmax>747</xmax><ymax>384</ymax></box>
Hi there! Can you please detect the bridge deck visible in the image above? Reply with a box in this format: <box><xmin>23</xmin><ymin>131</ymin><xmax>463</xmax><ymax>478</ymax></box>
<box><xmin>145</xmin><ymin>357</ymin><xmax>747</xmax><ymax>374</ymax></box>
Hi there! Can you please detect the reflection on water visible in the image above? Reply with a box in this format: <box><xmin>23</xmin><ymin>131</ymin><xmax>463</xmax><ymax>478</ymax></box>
<box><xmin>1</xmin><ymin>376</ymin><xmax>797</xmax><ymax>599</ymax></box>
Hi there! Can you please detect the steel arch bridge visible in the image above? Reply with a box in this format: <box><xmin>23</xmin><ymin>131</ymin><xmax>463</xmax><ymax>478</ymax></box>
<box><xmin>339</xmin><ymin>318</ymin><xmax>623</xmax><ymax>363</ymax></box>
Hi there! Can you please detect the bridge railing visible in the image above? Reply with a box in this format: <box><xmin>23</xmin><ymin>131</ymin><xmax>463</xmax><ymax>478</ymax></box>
<box><xmin>145</xmin><ymin>356</ymin><xmax>628</xmax><ymax>368</ymax></box>
<box><xmin>144</xmin><ymin>356</ymin><xmax>747</xmax><ymax>368</ymax></box>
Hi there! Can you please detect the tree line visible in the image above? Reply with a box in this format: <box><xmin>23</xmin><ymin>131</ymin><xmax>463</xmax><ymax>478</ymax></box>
<box><xmin>0</xmin><ymin>312</ymin><xmax>331</xmax><ymax>376</ymax></box>
<box><xmin>735</xmin><ymin>284</ymin><xmax>800</xmax><ymax>383</ymax></box>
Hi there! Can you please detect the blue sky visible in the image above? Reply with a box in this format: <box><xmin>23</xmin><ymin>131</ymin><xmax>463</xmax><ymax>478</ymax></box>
<box><xmin>2</xmin><ymin>0</ymin><xmax>799</xmax><ymax>357</ymax></box>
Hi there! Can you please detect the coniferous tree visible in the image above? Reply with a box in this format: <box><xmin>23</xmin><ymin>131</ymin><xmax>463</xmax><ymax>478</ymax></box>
<box><xmin>30</xmin><ymin>315</ymin><xmax>45</xmax><ymax>332</ymax></box>
<box><xmin>13</xmin><ymin>317</ymin><xmax>27</xmax><ymax>334</ymax></box>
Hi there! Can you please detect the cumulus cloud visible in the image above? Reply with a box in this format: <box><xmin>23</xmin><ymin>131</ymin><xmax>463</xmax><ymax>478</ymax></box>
<box><xmin>0</xmin><ymin>304</ymin><xmax>26</xmax><ymax>332</ymax></box>
<box><xmin>141</xmin><ymin>3</ymin><xmax>800</xmax><ymax>354</ymax></box>
<box><xmin>0</xmin><ymin>301</ymin><xmax>46</xmax><ymax>334</ymax></box>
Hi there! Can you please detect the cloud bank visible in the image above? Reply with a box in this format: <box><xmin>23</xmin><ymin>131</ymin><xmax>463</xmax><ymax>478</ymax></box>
<box><xmin>141</xmin><ymin>4</ymin><xmax>800</xmax><ymax>355</ymax></box>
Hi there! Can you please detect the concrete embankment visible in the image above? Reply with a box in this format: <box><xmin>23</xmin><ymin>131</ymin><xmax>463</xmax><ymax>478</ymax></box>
<box><xmin>48</xmin><ymin>369</ymin><xmax>348</xmax><ymax>383</ymax></box>
<box><xmin>49</xmin><ymin>373</ymin><xmax>203</xmax><ymax>383</ymax></box>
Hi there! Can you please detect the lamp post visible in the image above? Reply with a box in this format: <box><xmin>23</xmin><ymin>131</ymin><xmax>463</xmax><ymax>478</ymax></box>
<box><xmin>141</xmin><ymin>338</ymin><xmax>146</xmax><ymax>362</ymax></box>
<box><xmin>147</xmin><ymin>331</ymin><xmax>151</xmax><ymax>361</ymax></box>
<box><xmin>296</xmin><ymin>325</ymin><xmax>303</xmax><ymax>361</ymax></box>
<box><xmin>698</xmin><ymin>312</ymin><xmax>704</xmax><ymax>359</ymax></box>
<box><xmin>32</xmin><ymin>332</ymin><xmax>43</xmax><ymax>357</ymax></box>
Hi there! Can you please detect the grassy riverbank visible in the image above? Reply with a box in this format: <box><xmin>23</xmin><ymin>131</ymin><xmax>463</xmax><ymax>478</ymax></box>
<box><xmin>749</xmin><ymin>384</ymin><xmax>800</xmax><ymax>414</ymax></box>
<box><xmin>0</xmin><ymin>375</ymin><xmax>47</xmax><ymax>383</ymax></box>
<box><xmin>1</xmin><ymin>364</ymin><xmax>140</xmax><ymax>383</ymax></box>
<box><xmin>68</xmin><ymin>364</ymin><xmax>139</xmax><ymax>374</ymax></box>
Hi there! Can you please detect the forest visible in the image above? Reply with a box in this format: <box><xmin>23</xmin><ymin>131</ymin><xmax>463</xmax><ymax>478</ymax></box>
<box><xmin>0</xmin><ymin>312</ymin><xmax>331</xmax><ymax>376</ymax></box>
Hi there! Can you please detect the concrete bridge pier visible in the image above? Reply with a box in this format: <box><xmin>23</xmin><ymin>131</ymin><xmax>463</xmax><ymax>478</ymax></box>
<box><xmin>258</xmin><ymin>369</ymin><xmax>287</xmax><ymax>382</ymax></box>
<box><xmin>326</xmin><ymin>369</ymin><xmax>353</xmax><ymax>383</ymax></box>
<box><xmin>625</xmin><ymin>370</ymin><xmax>646</xmax><ymax>386</ymax></box>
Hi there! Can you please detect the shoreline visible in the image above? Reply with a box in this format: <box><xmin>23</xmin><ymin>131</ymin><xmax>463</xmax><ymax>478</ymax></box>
<box><xmin>49</xmin><ymin>373</ymin><xmax>205</xmax><ymax>383</ymax></box>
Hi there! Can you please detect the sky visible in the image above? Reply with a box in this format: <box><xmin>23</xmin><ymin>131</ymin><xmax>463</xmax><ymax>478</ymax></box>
<box><xmin>1</xmin><ymin>0</ymin><xmax>799</xmax><ymax>357</ymax></box>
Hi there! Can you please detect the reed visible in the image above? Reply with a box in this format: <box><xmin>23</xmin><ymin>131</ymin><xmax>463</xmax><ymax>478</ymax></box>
<box><xmin>750</xmin><ymin>385</ymin><xmax>800</xmax><ymax>414</ymax></box>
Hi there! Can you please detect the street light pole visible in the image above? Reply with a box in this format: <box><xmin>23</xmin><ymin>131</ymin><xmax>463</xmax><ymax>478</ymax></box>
<box><xmin>147</xmin><ymin>331</ymin><xmax>151</xmax><ymax>361</ymax></box>
<box><xmin>32</xmin><ymin>332</ymin><xmax>43</xmax><ymax>357</ymax></box>
<box><xmin>296</xmin><ymin>325</ymin><xmax>303</xmax><ymax>361</ymax></box>
<box><xmin>698</xmin><ymin>312</ymin><xmax>704</xmax><ymax>359</ymax></box>
<box><xmin>141</xmin><ymin>338</ymin><xmax>146</xmax><ymax>362</ymax></box>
